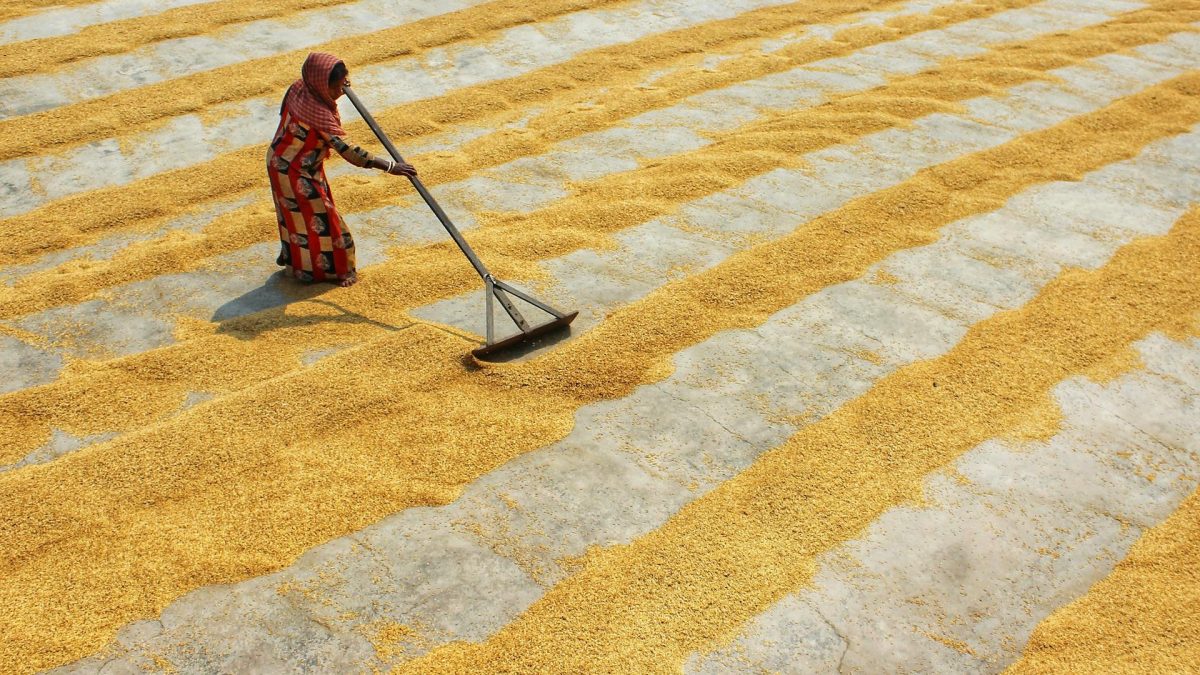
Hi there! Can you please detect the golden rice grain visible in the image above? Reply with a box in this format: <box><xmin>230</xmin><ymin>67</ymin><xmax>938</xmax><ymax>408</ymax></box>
<box><xmin>1007</xmin><ymin>485</ymin><xmax>1200</xmax><ymax>674</ymax></box>
<box><xmin>401</xmin><ymin>207</ymin><xmax>1200</xmax><ymax>673</ymax></box>
<box><xmin>3</xmin><ymin>3</ymin><xmax>1189</xmax><ymax>323</ymax></box>
<box><xmin>1</xmin><ymin>1</ymin><xmax>1198</xmax><ymax>671</ymax></box>
<box><xmin>1</xmin><ymin>67</ymin><xmax>1195</xmax><ymax>672</ymax></box>
<box><xmin>0</xmin><ymin>0</ymin><xmax>357</xmax><ymax>79</ymax></box>
<box><xmin>0</xmin><ymin>0</ymin><xmax>937</xmax><ymax>269</ymax></box>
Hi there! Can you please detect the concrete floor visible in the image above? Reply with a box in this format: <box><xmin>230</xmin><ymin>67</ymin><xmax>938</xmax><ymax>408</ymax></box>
<box><xmin>51</xmin><ymin>125</ymin><xmax>1200</xmax><ymax>672</ymax></box>
<box><xmin>2</xmin><ymin>0</ymin><xmax>1198</xmax><ymax>672</ymax></box>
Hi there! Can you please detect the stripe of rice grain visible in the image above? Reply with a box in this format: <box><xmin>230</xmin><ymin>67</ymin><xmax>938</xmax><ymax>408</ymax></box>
<box><xmin>400</xmin><ymin>206</ymin><xmax>1200</xmax><ymax>674</ymax></box>
<box><xmin>0</xmin><ymin>0</ymin><xmax>921</xmax><ymax>266</ymax></box>
<box><xmin>0</xmin><ymin>0</ymin><xmax>154</xmax><ymax>24</ymax></box>
<box><xmin>0</xmin><ymin>0</ymin><xmax>358</xmax><ymax>79</ymax></box>
<box><xmin>0</xmin><ymin>6</ymin><xmax>1192</xmax><ymax>322</ymax></box>
<box><xmin>0</xmin><ymin>71</ymin><xmax>1196</xmax><ymax>672</ymax></box>
<box><xmin>1006</xmin><ymin>486</ymin><xmax>1200</xmax><ymax>674</ymax></box>
<box><xmin>0</xmin><ymin>0</ymin><xmax>629</xmax><ymax>161</ymax></box>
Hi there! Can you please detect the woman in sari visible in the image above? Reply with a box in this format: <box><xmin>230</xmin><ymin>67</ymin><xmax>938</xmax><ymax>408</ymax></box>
<box><xmin>267</xmin><ymin>52</ymin><xmax>416</xmax><ymax>287</ymax></box>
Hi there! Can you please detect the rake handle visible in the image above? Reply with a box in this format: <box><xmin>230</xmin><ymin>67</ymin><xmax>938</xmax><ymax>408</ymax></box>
<box><xmin>343</xmin><ymin>85</ymin><xmax>492</xmax><ymax>283</ymax></box>
<box><xmin>345</xmin><ymin>86</ymin><xmax>579</xmax><ymax>354</ymax></box>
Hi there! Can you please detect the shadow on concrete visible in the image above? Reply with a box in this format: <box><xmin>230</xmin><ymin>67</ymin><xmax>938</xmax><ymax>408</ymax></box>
<box><xmin>211</xmin><ymin>271</ymin><xmax>324</xmax><ymax>323</ymax></box>
<box><xmin>213</xmin><ymin>272</ymin><xmax>405</xmax><ymax>340</ymax></box>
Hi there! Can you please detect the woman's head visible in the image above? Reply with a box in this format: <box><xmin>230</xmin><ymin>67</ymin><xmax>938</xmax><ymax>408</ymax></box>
<box><xmin>328</xmin><ymin>61</ymin><xmax>349</xmax><ymax>100</ymax></box>
<box><xmin>301</xmin><ymin>53</ymin><xmax>346</xmax><ymax>106</ymax></box>
<box><xmin>286</xmin><ymin>52</ymin><xmax>348</xmax><ymax>136</ymax></box>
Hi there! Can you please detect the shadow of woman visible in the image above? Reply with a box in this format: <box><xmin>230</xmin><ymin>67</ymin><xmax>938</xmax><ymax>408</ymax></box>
<box><xmin>213</xmin><ymin>271</ymin><xmax>405</xmax><ymax>341</ymax></box>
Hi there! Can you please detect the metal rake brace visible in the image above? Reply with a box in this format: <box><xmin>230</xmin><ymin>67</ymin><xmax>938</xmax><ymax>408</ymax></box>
<box><xmin>344</xmin><ymin>85</ymin><xmax>578</xmax><ymax>359</ymax></box>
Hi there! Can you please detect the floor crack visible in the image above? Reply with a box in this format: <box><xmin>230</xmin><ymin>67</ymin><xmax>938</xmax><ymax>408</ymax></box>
<box><xmin>1108</xmin><ymin>408</ymin><xmax>1184</xmax><ymax>456</ymax></box>
<box><xmin>807</xmin><ymin>600</ymin><xmax>851</xmax><ymax>674</ymax></box>
<box><xmin>746</xmin><ymin>326</ymin><xmax>817</xmax><ymax>387</ymax></box>
<box><xmin>653</xmin><ymin>383</ymin><xmax>755</xmax><ymax>447</ymax></box>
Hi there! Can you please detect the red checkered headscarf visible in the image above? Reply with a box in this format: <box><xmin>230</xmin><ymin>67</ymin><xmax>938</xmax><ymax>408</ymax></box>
<box><xmin>282</xmin><ymin>52</ymin><xmax>346</xmax><ymax>136</ymax></box>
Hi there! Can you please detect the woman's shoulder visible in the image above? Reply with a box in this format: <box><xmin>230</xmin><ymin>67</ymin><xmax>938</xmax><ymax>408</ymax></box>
<box><xmin>279</xmin><ymin>110</ymin><xmax>326</xmax><ymax>143</ymax></box>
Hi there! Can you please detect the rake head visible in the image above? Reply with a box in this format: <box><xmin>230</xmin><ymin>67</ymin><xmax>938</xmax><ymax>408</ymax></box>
<box><xmin>471</xmin><ymin>310</ymin><xmax>579</xmax><ymax>360</ymax></box>
<box><xmin>470</xmin><ymin>275</ymin><xmax>578</xmax><ymax>361</ymax></box>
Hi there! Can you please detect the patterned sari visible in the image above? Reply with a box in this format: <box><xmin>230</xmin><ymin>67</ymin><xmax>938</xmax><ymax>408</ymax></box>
<box><xmin>268</xmin><ymin>112</ymin><xmax>363</xmax><ymax>282</ymax></box>
<box><xmin>267</xmin><ymin>53</ymin><xmax>378</xmax><ymax>283</ymax></box>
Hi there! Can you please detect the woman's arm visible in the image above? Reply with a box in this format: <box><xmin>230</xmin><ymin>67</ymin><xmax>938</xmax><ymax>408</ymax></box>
<box><xmin>328</xmin><ymin>134</ymin><xmax>417</xmax><ymax>176</ymax></box>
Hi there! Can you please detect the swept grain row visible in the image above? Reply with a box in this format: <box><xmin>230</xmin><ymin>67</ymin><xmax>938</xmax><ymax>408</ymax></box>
<box><xmin>1</xmin><ymin>66</ymin><xmax>1196</xmax><ymax>669</ymax></box>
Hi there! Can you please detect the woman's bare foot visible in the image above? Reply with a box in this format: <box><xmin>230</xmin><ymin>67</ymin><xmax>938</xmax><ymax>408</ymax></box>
<box><xmin>338</xmin><ymin>273</ymin><xmax>358</xmax><ymax>288</ymax></box>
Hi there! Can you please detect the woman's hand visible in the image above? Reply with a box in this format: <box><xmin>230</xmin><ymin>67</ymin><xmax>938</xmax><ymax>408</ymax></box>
<box><xmin>388</xmin><ymin>161</ymin><xmax>417</xmax><ymax>177</ymax></box>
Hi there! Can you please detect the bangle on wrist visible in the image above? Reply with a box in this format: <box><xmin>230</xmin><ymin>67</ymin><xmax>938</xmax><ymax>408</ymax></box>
<box><xmin>385</xmin><ymin>159</ymin><xmax>395</xmax><ymax>173</ymax></box>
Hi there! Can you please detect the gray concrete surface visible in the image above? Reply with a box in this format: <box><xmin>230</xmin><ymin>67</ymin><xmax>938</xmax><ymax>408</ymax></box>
<box><xmin>0</xmin><ymin>0</ymin><xmax>810</xmax><ymax>217</ymax></box>
<box><xmin>0</xmin><ymin>428</ymin><xmax>118</xmax><ymax>473</ymax></box>
<box><xmin>3</xmin><ymin>5</ymin><xmax>1191</xmax><ymax>468</ymax></box>
<box><xmin>690</xmin><ymin>334</ymin><xmax>1200</xmax><ymax>674</ymax></box>
<box><xmin>0</xmin><ymin>0</ymin><xmax>482</xmax><ymax>119</ymax></box>
<box><xmin>0</xmin><ymin>334</ymin><xmax>62</xmax><ymax>395</ymax></box>
<box><xmin>4</xmin><ymin>0</ymin><xmax>1198</xmax><ymax>671</ymax></box>
<box><xmin>0</xmin><ymin>0</ymin><xmax>217</xmax><ymax>45</ymax></box>
<box><xmin>54</xmin><ymin>114</ymin><xmax>1200</xmax><ymax>672</ymax></box>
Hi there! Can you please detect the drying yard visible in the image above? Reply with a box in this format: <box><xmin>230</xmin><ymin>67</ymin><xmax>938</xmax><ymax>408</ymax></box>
<box><xmin>1</xmin><ymin>0</ymin><xmax>1198</xmax><ymax>672</ymax></box>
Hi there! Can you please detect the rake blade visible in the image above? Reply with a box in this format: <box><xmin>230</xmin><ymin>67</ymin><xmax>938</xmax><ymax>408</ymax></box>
<box><xmin>471</xmin><ymin>311</ymin><xmax>579</xmax><ymax>361</ymax></box>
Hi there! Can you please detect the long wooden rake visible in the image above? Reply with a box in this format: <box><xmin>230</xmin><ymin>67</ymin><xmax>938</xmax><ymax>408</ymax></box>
<box><xmin>345</xmin><ymin>85</ymin><xmax>578</xmax><ymax>360</ymax></box>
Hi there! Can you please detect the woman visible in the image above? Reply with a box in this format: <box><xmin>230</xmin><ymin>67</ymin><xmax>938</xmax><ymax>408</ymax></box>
<box><xmin>267</xmin><ymin>52</ymin><xmax>416</xmax><ymax>287</ymax></box>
